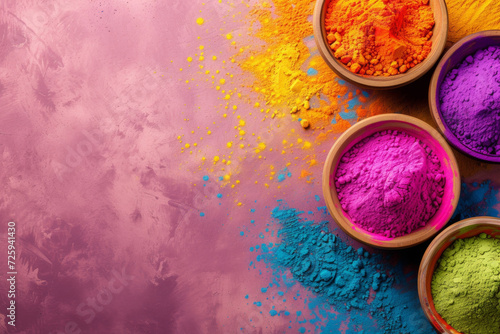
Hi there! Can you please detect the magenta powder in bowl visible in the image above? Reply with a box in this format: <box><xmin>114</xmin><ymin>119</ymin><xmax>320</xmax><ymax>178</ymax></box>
<box><xmin>335</xmin><ymin>130</ymin><xmax>445</xmax><ymax>238</ymax></box>
<box><xmin>323</xmin><ymin>114</ymin><xmax>460</xmax><ymax>248</ymax></box>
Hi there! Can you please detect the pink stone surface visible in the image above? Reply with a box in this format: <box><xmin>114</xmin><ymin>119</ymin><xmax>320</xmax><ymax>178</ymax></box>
<box><xmin>0</xmin><ymin>1</ymin><xmax>499</xmax><ymax>334</ymax></box>
<box><xmin>0</xmin><ymin>1</ymin><xmax>320</xmax><ymax>332</ymax></box>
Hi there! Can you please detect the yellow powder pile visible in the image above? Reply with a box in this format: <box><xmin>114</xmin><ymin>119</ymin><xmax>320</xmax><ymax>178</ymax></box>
<box><xmin>325</xmin><ymin>0</ymin><xmax>434</xmax><ymax>76</ymax></box>
<box><xmin>239</xmin><ymin>0</ymin><xmax>356</xmax><ymax>130</ymax></box>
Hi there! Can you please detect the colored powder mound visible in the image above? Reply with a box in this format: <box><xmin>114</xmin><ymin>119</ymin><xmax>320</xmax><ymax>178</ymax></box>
<box><xmin>335</xmin><ymin>130</ymin><xmax>445</xmax><ymax>237</ymax></box>
<box><xmin>240</xmin><ymin>0</ymin><xmax>353</xmax><ymax>128</ymax></box>
<box><xmin>260</xmin><ymin>205</ymin><xmax>434</xmax><ymax>333</ymax></box>
<box><xmin>325</xmin><ymin>0</ymin><xmax>434</xmax><ymax>76</ymax></box>
<box><xmin>439</xmin><ymin>46</ymin><xmax>500</xmax><ymax>155</ymax></box>
<box><xmin>431</xmin><ymin>234</ymin><xmax>500</xmax><ymax>334</ymax></box>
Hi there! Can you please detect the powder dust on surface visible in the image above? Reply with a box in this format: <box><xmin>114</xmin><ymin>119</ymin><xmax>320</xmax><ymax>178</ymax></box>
<box><xmin>238</xmin><ymin>0</ymin><xmax>372</xmax><ymax>131</ymax></box>
<box><xmin>172</xmin><ymin>0</ymin><xmax>500</xmax><ymax>331</ymax></box>
<box><xmin>251</xmin><ymin>205</ymin><xmax>436</xmax><ymax>333</ymax></box>
<box><xmin>175</xmin><ymin>0</ymin><xmax>362</xmax><ymax>204</ymax></box>
<box><xmin>447</xmin><ymin>0</ymin><xmax>500</xmax><ymax>45</ymax></box>
<box><xmin>180</xmin><ymin>0</ymin><xmax>500</xmax><ymax>182</ymax></box>
<box><xmin>178</xmin><ymin>0</ymin><xmax>500</xmax><ymax>186</ymax></box>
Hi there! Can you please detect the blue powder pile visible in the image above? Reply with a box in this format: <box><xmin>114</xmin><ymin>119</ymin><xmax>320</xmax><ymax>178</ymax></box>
<box><xmin>257</xmin><ymin>205</ymin><xmax>433</xmax><ymax>333</ymax></box>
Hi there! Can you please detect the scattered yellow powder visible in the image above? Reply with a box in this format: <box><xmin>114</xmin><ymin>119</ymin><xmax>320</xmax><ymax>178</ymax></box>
<box><xmin>307</xmin><ymin>159</ymin><xmax>317</xmax><ymax>167</ymax></box>
<box><xmin>239</xmin><ymin>0</ymin><xmax>352</xmax><ymax>129</ymax></box>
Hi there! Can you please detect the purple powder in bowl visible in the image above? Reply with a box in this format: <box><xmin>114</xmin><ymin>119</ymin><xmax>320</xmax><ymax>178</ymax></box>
<box><xmin>439</xmin><ymin>46</ymin><xmax>500</xmax><ymax>156</ymax></box>
<box><xmin>335</xmin><ymin>130</ymin><xmax>445</xmax><ymax>238</ymax></box>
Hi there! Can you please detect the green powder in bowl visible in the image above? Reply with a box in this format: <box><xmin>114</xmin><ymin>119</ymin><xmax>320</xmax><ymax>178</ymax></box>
<box><xmin>431</xmin><ymin>233</ymin><xmax>500</xmax><ymax>334</ymax></box>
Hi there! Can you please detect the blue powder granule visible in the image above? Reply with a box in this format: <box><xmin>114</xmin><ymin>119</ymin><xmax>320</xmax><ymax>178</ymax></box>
<box><xmin>277</xmin><ymin>167</ymin><xmax>291</xmax><ymax>182</ymax></box>
<box><xmin>259</xmin><ymin>205</ymin><xmax>433</xmax><ymax>333</ymax></box>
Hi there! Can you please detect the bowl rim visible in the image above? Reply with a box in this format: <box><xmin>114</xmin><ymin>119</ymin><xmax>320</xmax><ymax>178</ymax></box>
<box><xmin>322</xmin><ymin>114</ymin><xmax>461</xmax><ymax>249</ymax></box>
<box><xmin>312</xmin><ymin>0</ymin><xmax>449</xmax><ymax>90</ymax></box>
<box><xmin>417</xmin><ymin>216</ymin><xmax>500</xmax><ymax>333</ymax></box>
<box><xmin>428</xmin><ymin>29</ymin><xmax>500</xmax><ymax>163</ymax></box>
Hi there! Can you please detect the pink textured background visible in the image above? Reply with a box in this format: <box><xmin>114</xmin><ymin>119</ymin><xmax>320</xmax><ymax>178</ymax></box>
<box><xmin>1</xmin><ymin>1</ymin><xmax>500</xmax><ymax>334</ymax></box>
<box><xmin>0</xmin><ymin>1</ymin><xmax>318</xmax><ymax>332</ymax></box>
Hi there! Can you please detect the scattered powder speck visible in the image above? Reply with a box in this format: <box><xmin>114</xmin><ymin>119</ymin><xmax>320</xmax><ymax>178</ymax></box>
<box><xmin>335</xmin><ymin>130</ymin><xmax>445</xmax><ymax>237</ymax></box>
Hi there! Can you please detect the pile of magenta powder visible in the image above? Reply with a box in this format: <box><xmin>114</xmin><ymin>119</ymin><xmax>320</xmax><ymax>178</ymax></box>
<box><xmin>439</xmin><ymin>45</ymin><xmax>500</xmax><ymax>155</ymax></box>
<box><xmin>335</xmin><ymin>130</ymin><xmax>445</xmax><ymax>238</ymax></box>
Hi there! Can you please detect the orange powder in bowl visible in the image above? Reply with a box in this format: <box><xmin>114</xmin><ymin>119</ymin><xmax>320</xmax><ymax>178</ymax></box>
<box><xmin>325</xmin><ymin>0</ymin><xmax>434</xmax><ymax>76</ymax></box>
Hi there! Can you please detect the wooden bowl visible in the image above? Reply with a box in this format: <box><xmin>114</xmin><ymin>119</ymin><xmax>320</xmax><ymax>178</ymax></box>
<box><xmin>418</xmin><ymin>217</ymin><xmax>500</xmax><ymax>333</ymax></box>
<box><xmin>322</xmin><ymin>114</ymin><xmax>460</xmax><ymax>249</ymax></box>
<box><xmin>429</xmin><ymin>30</ymin><xmax>500</xmax><ymax>163</ymax></box>
<box><xmin>313</xmin><ymin>0</ymin><xmax>448</xmax><ymax>89</ymax></box>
